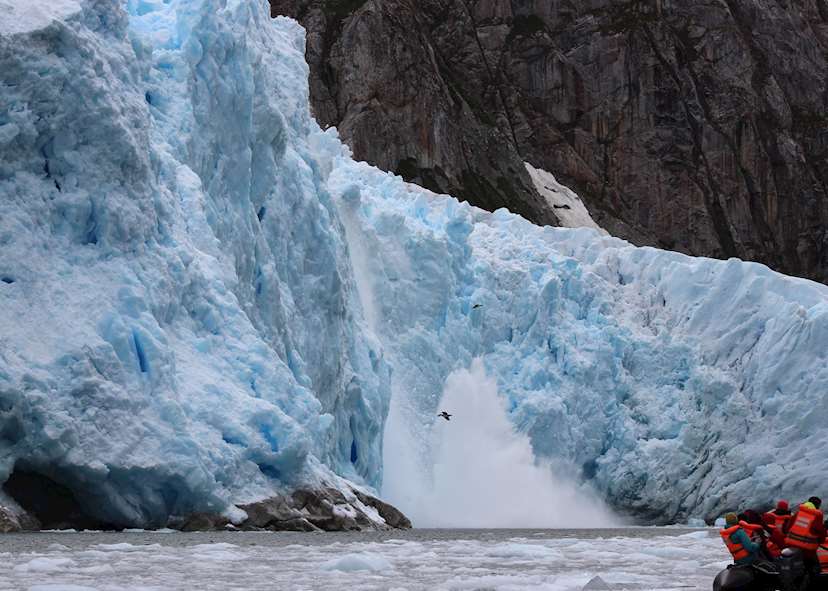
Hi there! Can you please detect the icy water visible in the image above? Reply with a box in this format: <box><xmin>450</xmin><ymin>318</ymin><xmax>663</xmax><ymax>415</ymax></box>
<box><xmin>0</xmin><ymin>528</ymin><xmax>728</xmax><ymax>590</ymax></box>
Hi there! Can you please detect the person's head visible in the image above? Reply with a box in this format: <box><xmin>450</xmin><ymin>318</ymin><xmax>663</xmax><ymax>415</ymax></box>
<box><xmin>743</xmin><ymin>509</ymin><xmax>762</xmax><ymax>524</ymax></box>
<box><xmin>808</xmin><ymin>496</ymin><xmax>822</xmax><ymax>509</ymax></box>
<box><xmin>725</xmin><ymin>513</ymin><xmax>739</xmax><ymax>526</ymax></box>
<box><xmin>776</xmin><ymin>499</ymin><xmax>789</xmax><ymax>513</ymax></box>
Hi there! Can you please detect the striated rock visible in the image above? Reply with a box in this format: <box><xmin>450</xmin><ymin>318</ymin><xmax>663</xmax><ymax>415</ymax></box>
<box><xmin>0</xmin><ymin>483</ymin><xmax>410</xmax><ymax>533</ymax></box>
<box><xmin>235</xmin><ymin>486</ymin><xmax>411</xmax><ymax>532</ymax></box>
<box><xmin>0</xmin><ymin>506</ymin><xmax>22</xmax><ymax>533</ymax></box>
<box><xmin>272</xmin><ymin>0</ymin><xmax>828</xmax><ymax>282</ymax></box>
<box><xmin>269</xmin><ymin>0</ymin><xmax>558</xmax><ymax>228</ymax></box>
<box><xmin>291</xmin><ymin>487</ymin><xmax>370</xmax><ymax>531</ymax></box>
<box><xmin>0</xmin><ymin>504</ymin><xmax>40</xmax><ymax>533</ymax></box>
<box><xmin>238</xmin><ymin>495</ymin><xmax>319</xmax><ymax>531</ymax></box>
<box><xmin>354</xmin><ymin>490</ymin><xmax>412</xmax><ymax>530</ymax></box>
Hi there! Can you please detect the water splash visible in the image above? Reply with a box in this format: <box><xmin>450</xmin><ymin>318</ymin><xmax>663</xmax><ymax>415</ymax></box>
<box><xmin>384</xmin><ymin>359</ymin><xmax>618</xmax><ymax>528</ymax></box>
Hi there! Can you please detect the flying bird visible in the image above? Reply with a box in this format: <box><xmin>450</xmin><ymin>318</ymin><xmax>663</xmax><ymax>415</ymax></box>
<box><xmin>472</xmin><ymin>304</ymin><xmax>483</xmax><ymax>309</ymax></box>
<box><xmin>438</xmin><ymin>411</ymin><xmax>452</xmax><ymax>421</ymax></box>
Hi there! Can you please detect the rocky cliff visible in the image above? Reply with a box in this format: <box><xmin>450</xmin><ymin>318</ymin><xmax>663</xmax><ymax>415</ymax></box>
<box><xmin>270</xmin><ymin>0</ymin><xmax>828</xmax><ymax>282</ymax></box>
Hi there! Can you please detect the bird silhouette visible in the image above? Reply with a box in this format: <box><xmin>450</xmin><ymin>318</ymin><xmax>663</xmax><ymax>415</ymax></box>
<box><xmin>438</xmin><ymin>411</ymin><xmax>452</xmax><ymax>421</ymax></box>
<box><xmin>472</xmin><ymin>304</ymin><xmax>483</xmax><ymax>309</ymax></box>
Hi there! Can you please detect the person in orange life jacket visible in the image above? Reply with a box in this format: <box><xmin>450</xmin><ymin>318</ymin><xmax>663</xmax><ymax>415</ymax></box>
<box><xmin>818</xmin><ymin>521</ymin><xmax>828</xmax><ymax>577</ymax></box>
<box><xmin>783</xmin><ymin>497</ymin><xmax>825</xmax><ymax>563</ymax></box>
<box><xmin>721</xmin><ymin>512</ymin><xmax>762</xmax><ymax>565</ymax></box>
<box><xmin>763</xmin><ymin>500</ymin><xmax>791</xmax><ymax>549</ymax></box>
<box><xmin>739</xmin><ymin>509</ymin><xmax>781</xmax><ymax>560</ymax></box>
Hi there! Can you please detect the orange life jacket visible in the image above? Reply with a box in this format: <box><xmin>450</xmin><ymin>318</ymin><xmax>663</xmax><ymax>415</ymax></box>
<box><xmin>763</xmin><ymin>510</ymin><xmax>790</xmax><ymax>534</ymax></box>
<box><xmin>765</xmin><ymin>537</ymin><xmax>782</xmax><ymax>558</ymax></box>
<box><xmin>741</xmin><ymin>521</ymin><xmax>763</xmax><ymax>540</ymax></box>
<box><xmin>721</xmin><ymin>525</ymin><xmax>749</xmax><ymax>561</ymax></box>
<box><xmin>740</xmin><ymin>521</ymin><xmax>781</xmax><ymax>558</ymax></box>
<box><xmin>818</xmin><ymin>545</ymin><xmax>828</xmax><ymax>574</ymax></box>
<box><xmin>784</xmin><ymin>504</ymin><xmax>824</xmax><ymax>551</ymax></box>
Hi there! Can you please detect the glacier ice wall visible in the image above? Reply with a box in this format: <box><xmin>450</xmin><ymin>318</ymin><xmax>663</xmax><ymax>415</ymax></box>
<box><xmin>338</xmin><ymin>160</ymin><xmax>828</xmax><ymax>522</ymax></box>
<box><xmin>0</xmin><ymin>0</ymin><xmax>826</xmax><ymax>526</ymax></box>
<box><xmin>0</xmin><ymin>0</ymin><xmax>388</xmax><ymax>526</ymax></box>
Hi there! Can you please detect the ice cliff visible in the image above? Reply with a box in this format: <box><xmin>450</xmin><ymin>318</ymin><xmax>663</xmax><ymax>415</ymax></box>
<box><xmin>0</xmin><ymin>0</ymin><xmax>826</xmax><ymax>528</ymax></box>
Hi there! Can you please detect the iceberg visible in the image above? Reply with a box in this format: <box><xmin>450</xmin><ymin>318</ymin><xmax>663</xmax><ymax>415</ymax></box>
<box><xmin>0</xmin><ymin>0</ymin><xmax>825</xmax><ymax>527</ymax></box>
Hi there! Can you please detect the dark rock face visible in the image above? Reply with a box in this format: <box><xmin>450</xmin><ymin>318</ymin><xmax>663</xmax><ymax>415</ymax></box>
<box><xmin>171</xmin><ymin>487</ymin><xmax>413</xmax><ymax>532</ymax></box>
<box><xmin>237</xmin><ymin>487</ymin><xmax>412</xmax><ymax>532</ymax></box>
<box><xmin>270</xmin><ymin>0</ymin><xmax>558</xmax><ymax>227</ymax></box>
<box><xmin>271</xmin><ymin>0</ymin><xmax>828</xmax><ymax>282</ymax></box>
<box><xmin>353</xmin><ymin>489</ymin><xmax>413</xmax><ymax>529</ymax></box>
<box><xmin>0</xmin><ymin>479</ymin><xmax>410</xmax><ymax>532</ymax></box>
<box><xmin>3</xmin><ymin>469</ymin><xmax>109</xmax><ymax>531</ymax></box>
<box><xmin>0</xmin><ymin>505</ymin><xmax>39</xmax><ymax>533</ymax></box>
<box><xmin>0</xmin><ymin>508</ymin><xmax>22</xmax><ymax>533</ymax></box>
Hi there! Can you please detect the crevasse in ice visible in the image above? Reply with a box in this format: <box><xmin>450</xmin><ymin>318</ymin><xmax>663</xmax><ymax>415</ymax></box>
<box><xmin>0</xmin><ymin>0</ymin><xmax>826</xmax><ymax>526</ymax></box>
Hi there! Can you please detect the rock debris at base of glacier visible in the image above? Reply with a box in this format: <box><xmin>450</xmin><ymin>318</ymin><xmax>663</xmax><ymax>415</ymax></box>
<box><xmin>0</xmin><ymin>0</ymin><xmax>827</xmax><ymax>528</ymax></box>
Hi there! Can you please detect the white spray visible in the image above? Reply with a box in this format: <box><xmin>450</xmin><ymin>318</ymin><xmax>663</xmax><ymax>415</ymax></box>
<box><xmin>335</xmin><ymin>188</ymin><xmax>616</xmax><ymax>528</ymax></box>
<box><xmin>384</xmin><ymin>359</ymin><xmax>618</xmax><ymax>528</ymax></box>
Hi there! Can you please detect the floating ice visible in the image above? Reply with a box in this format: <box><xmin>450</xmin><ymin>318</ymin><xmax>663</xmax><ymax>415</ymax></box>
<box><xmin>14</xmin><ymin>557</ymin><xmax>76</xmax><ymax>573</ymax></box>
<box><xmin>582</xmin><ymin>576</ymin><xmax>611</xmax><ymax>590</ymax></box>
<box><xmin>0</xmin><ymin>530</ymin><xmax>731</xmax><ymax>590</ymax></box>
<box><xmin>321</xmin><ymin>552</ymin><xmax>393</xmax><ymax>572</ymax></box>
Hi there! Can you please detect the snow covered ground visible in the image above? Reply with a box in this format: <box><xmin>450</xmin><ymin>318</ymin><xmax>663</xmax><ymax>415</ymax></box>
<box><xmin>0</xmin><ymin>529</ymin><xmax>728</xmax><ymax>591</ymax></box>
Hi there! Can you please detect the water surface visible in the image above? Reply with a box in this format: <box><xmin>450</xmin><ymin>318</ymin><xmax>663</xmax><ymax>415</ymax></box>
<box><xmin>0</xmin><ymin>528</ymin><xmax>728</xmax><ymax>590</ymax></box>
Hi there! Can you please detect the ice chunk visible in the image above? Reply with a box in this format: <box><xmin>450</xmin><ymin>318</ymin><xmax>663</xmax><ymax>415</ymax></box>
<box><xmin>93</xmin><ymin>543</ymin><xmax>162</xmax><ymax>552</ymax></box>
<box><xmin>582</xmin><ymin>576</ymin><xmax>612</xmax><ymax>590</ymax></box>
<box><xmin>13</xmin><ymin>557</ymin><xmax>76</xmax><ymax>572</ymax></box>
<box><xmin>321</xmin><ymin>552</ymin><xmax>393</xmax><ymax>572</ymax></box>
<box><xmin>485</xmin><ymin>543</ymin><xmax>555</xmax><ymax>559</ymax></box>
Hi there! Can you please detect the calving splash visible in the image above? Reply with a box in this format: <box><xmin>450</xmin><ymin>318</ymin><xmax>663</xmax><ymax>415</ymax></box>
<box><xmin>0</xmin><ymin>0</ymin><xmax>827</xmax><ymax>528</ymax></box>
<box><xmin>387</xmin><ymin>359</ymin><xmax>617</xmax><ymax>527</ymax></box>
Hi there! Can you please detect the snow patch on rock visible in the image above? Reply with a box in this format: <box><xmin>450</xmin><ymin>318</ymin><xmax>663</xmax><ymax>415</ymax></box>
<box><xmin>525</xmin><ymin>162</ymin><xmax>606</xmax><ymax>234</ymax></box>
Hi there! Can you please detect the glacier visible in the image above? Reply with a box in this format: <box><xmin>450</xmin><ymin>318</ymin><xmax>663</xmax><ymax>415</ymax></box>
<box><xmin>0</xmin><ymin>0</ymin><xmax>826</xmax><ymax>528</ymax></box>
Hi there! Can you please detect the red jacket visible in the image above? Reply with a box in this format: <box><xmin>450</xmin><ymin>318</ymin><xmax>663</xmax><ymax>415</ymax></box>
<box><xmin>763</xmin><ymin>510</ymin><xmax>790</xmax><ymax>548</ymax></box>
